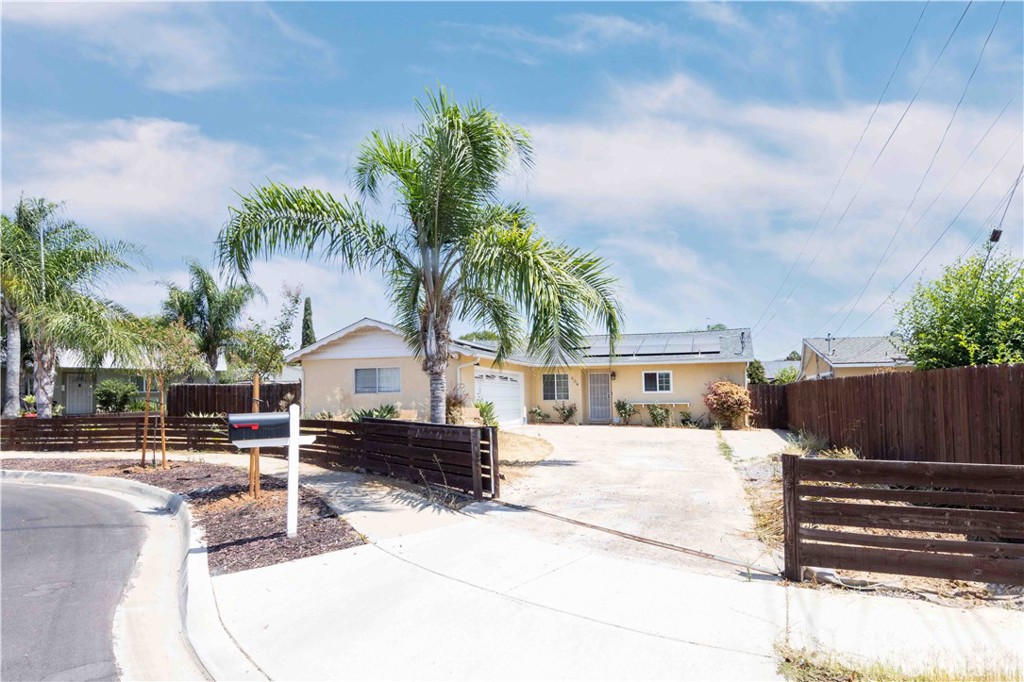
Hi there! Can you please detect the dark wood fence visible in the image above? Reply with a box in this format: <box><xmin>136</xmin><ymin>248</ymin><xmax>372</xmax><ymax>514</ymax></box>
<box><xmin>749</xmin><ymin>384</ymin><xmax>788</xmax><ymax>428</ymax></box>
<box><xmin>166</xmin><ymin>382</ymin><xmax>301</xmax><ymax>417</ymax></box>
<box><xmin>782</xmin><ymin>454</ymin><xmax>1024</xmax><ymax>585</ymax></box>
<box><xmin>750</xmin><ymin>364</ymin><xmax>1023</xmax><ymax>465</ymax></box>
<box><xmin>0</xmin><ymin>413</ymin><xmax>498</xmax><ymax>500</ymax></box>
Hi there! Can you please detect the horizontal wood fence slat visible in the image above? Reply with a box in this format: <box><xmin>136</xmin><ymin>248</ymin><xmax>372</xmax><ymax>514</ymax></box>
<box><xmin>165</xmin><ymin>382</ymin><xmax>300</xmax><ymax>417</ymax></box>
<box><xmin>0</xmin><ymin>413</ymin><xmax>498</xmax><ymax>500</ymax></box>
<box><xmin>750</xmin><ymin>364</ymin><xmax>1023</xmax><ymax>465</ymax></box>
<box><xmin>782</xmin><ymin>454</ymin><xmax>1024</xmax><ymax>585</ymax></box>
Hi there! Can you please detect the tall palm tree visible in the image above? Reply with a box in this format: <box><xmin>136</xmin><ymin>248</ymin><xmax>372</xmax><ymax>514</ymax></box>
<box><xmin>162</xmin><ymin>260</ymin><xmax>263</xmax><ymax>373</ymax></box>
<box><xmin>1</xmin><ymin>196</ymin><xmax>143</xmax><ymax>418</ymax></box>
<box><xmin>218</xmin><ymin>88</ymin><xmax>622</xmax><ymax>423</ymax></box>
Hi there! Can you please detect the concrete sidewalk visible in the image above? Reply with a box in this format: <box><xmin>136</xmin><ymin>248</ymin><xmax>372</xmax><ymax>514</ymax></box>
<box><xmin>213</xmin><ymin>508</ymin><xmax>1024</xmax><ymax>680</ymax></box>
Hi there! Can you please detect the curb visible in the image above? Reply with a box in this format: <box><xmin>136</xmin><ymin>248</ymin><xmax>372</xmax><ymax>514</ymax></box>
<box><xmin>1</xmin><ymin>469</ymin><xmax>266</xmax><ymax>681</ymax></box>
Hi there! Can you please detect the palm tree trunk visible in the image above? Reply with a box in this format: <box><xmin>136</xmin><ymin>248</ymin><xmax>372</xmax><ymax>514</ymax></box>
<box><xmin>2</xmin><ymin>305</ymin><xmax>21</xmax><ymax>418</ymax></box>
<box><xmin>33</xmin><ymin>343</ymin><xmax>57</xmax><ymax>419</ymax></box>
<box><xmin>206</xmin><ymin>349</ymin><xmax>219</xmax><ymax>375</ymax></box>
<box><xmin>428</xmin><ymin>370</ymin><xmax>446</xmax><ymax>424</ymax></box>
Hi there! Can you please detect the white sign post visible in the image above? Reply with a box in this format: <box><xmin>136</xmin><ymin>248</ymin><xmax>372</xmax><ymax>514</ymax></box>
<box><xmin>287</xmin><ymin>404</ymin><xmax>300</xmax><ymax>538</ymax></box>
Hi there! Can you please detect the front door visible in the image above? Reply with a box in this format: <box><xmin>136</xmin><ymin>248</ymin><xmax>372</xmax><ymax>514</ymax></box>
<box><xmin>589</xmin><ymin>373</ymin><xmax>611</xmax><ymax>422</ymax></box>
<box><xmin>65</xmin><ymin>374</ymin><xmax>95</xmax><ymax>414</ymax></box>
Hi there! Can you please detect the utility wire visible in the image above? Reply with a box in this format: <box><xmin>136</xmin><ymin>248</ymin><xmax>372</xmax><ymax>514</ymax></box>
<box><xmin>845</xmin><ymin>156</ymin><xmax>1023</xmax><ymax>339</ymax></box>
<box><xmin>749</xmin><ymin>1</ymin><xmax>931</xmax><ymax>332</ymax></box>
<box><xmin>755</xmin><ymin>2</ymin><xmax>974</xmax><ymax>336</ymax></box>
<box><xmin>836</xmin><ymin>1</ymin><xmax>1006</xmax><ymax>335</ymax></box>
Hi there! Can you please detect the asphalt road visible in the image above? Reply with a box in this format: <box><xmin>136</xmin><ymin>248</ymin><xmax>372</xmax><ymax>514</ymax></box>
<box><xmin>1</xmin><ymin>482</ymin><xmax>146</xmax><ymax>681</ymax></box>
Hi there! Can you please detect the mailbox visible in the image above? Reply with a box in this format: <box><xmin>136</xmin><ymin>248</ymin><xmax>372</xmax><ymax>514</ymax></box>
<box><xmin>228</xmin><ymin>412</ymin><xmax>291</xmax><ymax>447</ymax></box>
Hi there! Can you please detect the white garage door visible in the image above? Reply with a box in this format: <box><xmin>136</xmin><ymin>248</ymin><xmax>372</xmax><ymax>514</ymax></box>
<box><xmin>474</xmin><ymin>369</ymin><xmax>525</xmax><ymax>427</ymax></box>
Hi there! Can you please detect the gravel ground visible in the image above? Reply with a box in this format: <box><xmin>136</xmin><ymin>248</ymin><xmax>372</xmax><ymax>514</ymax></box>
<box><xmin>2</xmin><ymin>458</ymin><xmax>365</xmax><ymax>574</ymax></box>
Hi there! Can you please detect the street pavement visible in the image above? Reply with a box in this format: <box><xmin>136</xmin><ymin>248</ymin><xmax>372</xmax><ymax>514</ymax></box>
<box><xmin>1</xmin><ymin>482</ymin><xmax>146</xmax><ymax>681</ymax></box>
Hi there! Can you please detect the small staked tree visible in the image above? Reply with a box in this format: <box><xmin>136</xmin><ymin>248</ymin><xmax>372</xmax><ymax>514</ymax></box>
<box><xmin>300</xmin><ymin>296</ymin><xmax>315</xmax><ymax>348</ymax></box>
<box><xmin>137</xmin><ymin>318</ymin><xmax>209</xmax><ymax>468</ymax></box>
<box><xmin>218</xmin><ymin>88</ymin><xmax>622</xmax><ymax>423</ymax></box>
<box><xmin>226</xmin><ymin>288</ymin><xmax>301</xmax><ymax>497</ymax></box>
<box><xmin>896</xmin><ymin>246</ymin><xmax>1023</xmax><ymax>369</ymax></box>
<box><xmin>746</xmin><ymin>360</ymin><xmax>768</xmax><ymax>385</ymax></box>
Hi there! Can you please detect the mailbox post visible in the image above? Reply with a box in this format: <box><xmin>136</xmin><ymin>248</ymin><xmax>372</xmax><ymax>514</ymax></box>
<box><xmin>228</xmin><ymin>404</ymin><xmax>314</xmax><ymax>538</ymax></box>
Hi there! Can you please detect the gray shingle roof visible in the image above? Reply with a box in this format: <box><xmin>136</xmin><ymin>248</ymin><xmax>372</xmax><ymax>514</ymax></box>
<box><xmin>457</xmin><ymin>328</ymin><xmax>754</xmax><ymax>366</ymax></box>
<box><xmin>762</xmin><ymin>360</ymin><xmax>799</xmax><ymax>379</ymax></box>
<box><xmin>804</xmin><ymin>336</ymin><xmax>910</xmax><ymax>366</ymax></box>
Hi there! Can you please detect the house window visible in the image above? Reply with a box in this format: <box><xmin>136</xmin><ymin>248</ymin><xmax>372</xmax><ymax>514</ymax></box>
<box><xmin>354</xmin><ymin>367</ymin><xmax>401</xmax><ymax>394</ymax></box>
<box><xmin>643</xmin><ymin>371</ymin><xmax>672</xmax><ymax>393</ymax></box>
<box><xmin>542</xmin><ymin>373</ymin><xmax>569</xmax><ymax>401</ymax></box>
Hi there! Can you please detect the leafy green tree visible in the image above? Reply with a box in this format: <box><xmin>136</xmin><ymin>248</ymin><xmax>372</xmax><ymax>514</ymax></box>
<box><xmin>460</xmin><ymin>330</ymin><xmax>499</xmax><ymax>343</ymax></box>
<box><xmin>162</xmin><ymin>259</ymin><xmax>262</xmax><ymax>373</ymax></box>
<box><xmin>896</xmin><ymin>246</ymin><xmax>1023</xmax><ymax>370</ymax></box>
<box><xmin>2</xmin><ymin>196</ymin><xmax>143</xmax><ymax>418</ymax></box>
<box><xmin>785</xmin><ymin>351</ymin><xmax>801</xmax><ymax>361</ymax></box>
<box><xmin>773</xmin><ymin>366</ymin><xmax>799</xmax><ymax>384</ymax></box>
<box><xmin>706</xmin><ymin>323</ymin><xmax>728</xmax><ymax>331</ymax></box>
<box><xmin>137</xmin><ymin>318</ymin><xmax>210</xmax><ymax>468</ymax></box>
<box><xmin>746</xmin><ymin>359</ymin><xmax>768</xmax><ymax>385</ymax></box>
<box><xmin>300</xmin><ymin>296</ymin><xmax>316</xmax><ymax>347</ymax></box>
<box><xmin>218</xmin><ymin>87</ymin><xmax>622</xmax><ymax>424</ymax></box>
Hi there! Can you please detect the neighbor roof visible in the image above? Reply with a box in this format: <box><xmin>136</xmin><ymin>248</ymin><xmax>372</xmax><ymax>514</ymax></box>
<box><xmin>762</xmin><ymin>360</ymin><xmax>799</xmax><ymax>379</ymax></box>
<box><xmin>803</xmin><ymin>336</ymin><xmax>910</xmax><ymax>367</ymax></box>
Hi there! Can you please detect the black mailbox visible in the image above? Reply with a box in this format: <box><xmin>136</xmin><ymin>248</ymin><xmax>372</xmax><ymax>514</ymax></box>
<box><xmin>227</xmin><ymin>412</ymin><xmax>291</xmax><ymax>445</ymax></box>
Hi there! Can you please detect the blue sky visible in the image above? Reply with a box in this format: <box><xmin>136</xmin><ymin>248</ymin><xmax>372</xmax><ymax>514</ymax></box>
<box><xmin>3</xmin><ymin>1</ymin><xmax>1022</xmax><ymax>359</ymax></box>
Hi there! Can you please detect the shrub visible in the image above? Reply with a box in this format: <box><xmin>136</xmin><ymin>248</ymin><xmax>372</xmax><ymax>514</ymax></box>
<box><xmin>552</xmin><ymin>401</ymin><xmax>577</xmax><ymax>424</ymax></box>
<box><xmin>312</xmin><ymin>409</ymin><xmax>334</xmax><ymax>420</ymax></box>
<box><xmin>95</xmin><ymin>379</ymin><xmax>138</xmax><ymax>413</ymax></box>
<box><xmin>351</xmin><ymin>404</ymin><xmax>399</xmax><ymax>422</ymax></box>
<box><xmin>746</xmin><ymin>360</ymin><xmax>768</xmax><ymax>385</ymax></box>
<box><xmin>445</xmin><ymin>386</ymin><xmax>468</xmax><ymax>424</ymax></box>
<box><xmin>702</xmin><ymin>380</ymin><xmax>751</xmax><ymax>429</ymax></box>
<box><xmin>614</xmin><ymin>399</ymin><xmax>638</xmax><ymax>425</ymax></box>
<box><xmin>647</xmin><ymin>403</ymin><xmax>671</xmax><ymax>427</ymax></box>
<box><xmin>529</xmin><ymin>405</ymin><xmax>550</xmax><ymax>423</ymax></box>
<box><xmin>475</xmin><ymin>400</ymin><xmax>498</xmax><ymax>427</ymax></box>
<box><xmin>772</xmin><ymin>366</ymin><xmax>798</xmax><ymax>384</ymax></box>
<box><xmin>127</xmin><ymin>397</ymin><xmax>156</xmax><ymax>412</ymax></box>
<box><xmin>679</xmin><ymin>410</ymin><xmax>706</xmax><ymax>428</ymax></box>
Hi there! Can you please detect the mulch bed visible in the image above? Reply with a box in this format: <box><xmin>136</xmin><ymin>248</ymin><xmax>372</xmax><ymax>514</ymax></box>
<box><xmin>1</xmin><ymin>458</ymin><xmax>365</xmax><ymax>575</ymax></box>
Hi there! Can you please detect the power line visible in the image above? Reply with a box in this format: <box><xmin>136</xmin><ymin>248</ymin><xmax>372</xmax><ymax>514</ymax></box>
<box><xmin>749</xmin><ymin>2</ymin><xmax>931</xmax><ymax>332</ymax></box>
<box><xmin>845</xmin><ymin>156</ymin><xmax>1023</xmax><ymax>338</ymax></box>
<box><xmin>754</xmin><ymin>2</ymin><xmax>974</xmax><ymax>335</ymax></box>
<box><xmin>836</xmin><ymin>1</ymin><xmax>1007</xmax><ymax>334</ymax></box>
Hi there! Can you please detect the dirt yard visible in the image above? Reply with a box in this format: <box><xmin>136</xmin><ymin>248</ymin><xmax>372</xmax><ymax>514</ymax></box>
<box><xmin>1</xmin><ymin>458</ymin><xmax>365</xmax><ymax>574</ymax></box>
<box><xmin>497</xmin><ymin>430</ymin><xmax>554</xmax><ymax>482</ymax></box>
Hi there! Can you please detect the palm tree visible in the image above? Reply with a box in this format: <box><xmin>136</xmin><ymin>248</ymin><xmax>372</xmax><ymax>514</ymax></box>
<box><xmin>161</xmin><ymin>260</ymin><xmax>262</xmax><ymax>373</ymax></box>
<box><xmin>218</xmin><ymin>88</ymin><xmax>622</xmax><ymax>423</ymax></box>
<box><xmin>1</xmin><ymin>196</ymin><xmax>143</xmax><ymax>418</ymax></box>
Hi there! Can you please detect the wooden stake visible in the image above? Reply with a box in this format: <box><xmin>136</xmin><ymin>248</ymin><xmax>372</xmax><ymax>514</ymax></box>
<box><xmin>159</xmin><ymin>375</ymin><xmax>167</xmax><ymax>469</ymax></box>
<box><xmin>141</xmin><ymin>375</ymin><xmax>150</xmax><ymax>467</ymax></box>
<box><xmin>250</xmin><ymin>373</ymin><xmax>261</xmax><ymax>498</ymax></box>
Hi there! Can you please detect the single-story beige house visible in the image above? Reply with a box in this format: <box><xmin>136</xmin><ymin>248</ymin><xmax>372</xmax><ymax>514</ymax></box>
<box><xmin>799</xmin><ymin>335</ymin><xmax>913</xmax><ymax>381</ymax></box>
<box><xmin>287</xmin><ymin>318</ymin><xmax>754</xmax><ymax>426</ymax></box>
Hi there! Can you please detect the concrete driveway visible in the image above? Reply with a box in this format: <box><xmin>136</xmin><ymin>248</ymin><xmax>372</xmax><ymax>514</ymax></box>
<box><xmin>485</xmin><ymin>425</ymin><xmax>773</xmax><ymax>577</ymax></box>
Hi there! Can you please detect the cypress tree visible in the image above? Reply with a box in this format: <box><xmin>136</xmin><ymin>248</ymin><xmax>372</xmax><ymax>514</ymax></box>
<box><xmin>301</xmin><ymin>296</ymin><xmax>316</xmax><ymax>347</ymax></box>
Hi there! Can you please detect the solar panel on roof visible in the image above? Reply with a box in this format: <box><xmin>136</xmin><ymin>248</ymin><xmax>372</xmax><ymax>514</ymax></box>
<box><xmin>587</xmin><ymin>339</ymin><xmax>611</xmax><ymax>356</ymax></box>
<box><xmin>693</xmin><ymin>337</ymin><xmax>722</xmax><ymax>353</ymax></box>
<box><xmin>616</xmin><ymin>339</ymin><xmax>644</xmax><ymax>355</ymax></box>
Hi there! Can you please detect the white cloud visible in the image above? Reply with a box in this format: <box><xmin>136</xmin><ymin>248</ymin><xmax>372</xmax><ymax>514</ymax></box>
<box><xmin>2</xmin><ymin>3</ymin><xmax>335</xmax><ymax>93</ymax></box>
<box><xmin>3</xmin><ymin>117</ymin><xmax>268</xmax><ymax>242</ymax></box>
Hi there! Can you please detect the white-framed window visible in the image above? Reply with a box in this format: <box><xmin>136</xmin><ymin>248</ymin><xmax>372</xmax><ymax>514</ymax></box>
<box><xmin>354</xmin><ymin>367</ymin><xmax>401</xmax><ymax>394</ymax></box>
<box><xmin>643</xmin><ymin>371</ymin><xmax>672</xmax><ymax>393</ymax></box>
<box><xmin>542</xmin><ymin>373</ymin><xmax>569</xmax><ymax>401</ymax></box>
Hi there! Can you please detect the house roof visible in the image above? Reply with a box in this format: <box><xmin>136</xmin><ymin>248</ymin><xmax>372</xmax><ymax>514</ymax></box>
<box><xmin>803</xmin><ymin>336</ymin><xmax>910</xmax><ymax>367</ymax></box>
<box><xmin>762</xmin><ymin>360</ymin><xmax>799</xmax><ymax>379</ymax></box>
<box><xmin>290</xmin><ymin>318</ymin><xmax>755</xmax><ymax>367</ymax></box>
<box><xmin>55</xmin><ymin>350</ymin><xmax>228</xmax><ymax>372</ymax></box>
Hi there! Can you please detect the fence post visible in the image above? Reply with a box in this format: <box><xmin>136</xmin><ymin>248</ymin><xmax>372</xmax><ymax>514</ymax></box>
<box><xmin>782</xmin><ymin>453</ymin><xmax>802</xmax><ymax>582</ymax></box>
<box><xmin>489</xmin><ymin>426</ymin><xmax>500</xmax><ymax>499</ymax></box>
<box><xmin>470</xmin><ymin>427</ymin><xmax>483</xmax><ymax>501</ymax></box>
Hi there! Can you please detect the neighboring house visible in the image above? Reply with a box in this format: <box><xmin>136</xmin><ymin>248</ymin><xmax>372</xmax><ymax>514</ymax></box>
<box><xmin>287</xmin><ymin>317</ymin><xmax>754</xmax><ymax>426</ymax></box>
<box><xmin>762</xmin><ymin>360</ymin><xmax>799</xmax><ymax>382</ymax></box>
<box><xmin>799</xmin><ymin>336</ymin><xmax>913</xmax><ymax>381</ymax></box>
